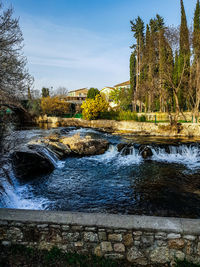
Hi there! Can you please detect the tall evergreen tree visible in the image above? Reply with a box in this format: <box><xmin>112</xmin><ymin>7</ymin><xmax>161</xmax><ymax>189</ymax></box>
<box><xmin>130</xmin><ymin>17</ymin><xmax>144</xmax><ymax>93</ymax></box>
<box><xmin>192</xmin><ymin>0</ymin><xmax>200</xmax><ymax>118</ymax></box>
<box><xmin>130</xmin><ymin>52</ymin><xmax>136</xmax><ymax>110</ymax></box>
<box><xmin>178</xmin><ymin>0</ymin><xmax>190</xmax><ymax>110</ymax></box>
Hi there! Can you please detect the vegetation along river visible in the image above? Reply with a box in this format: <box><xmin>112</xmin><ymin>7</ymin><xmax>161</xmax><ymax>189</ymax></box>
<box><xmin>1</xmin><ymin>125</ymin><xmax>200</xmax><ymax>218</ymax></box>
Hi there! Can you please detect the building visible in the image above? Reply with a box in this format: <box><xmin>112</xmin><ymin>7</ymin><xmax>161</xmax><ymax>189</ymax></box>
<box><xmin>100</xmin><ymin>87</ymin><xmax>117</xmax><ymax>108</ymax></box>
<box><xmin>68</xmin><ymin>88</ymin><xmax>89</xmax><ymax>97</ymax></box>
<box><xmin>114</xmin><ymin>81</ymin><xmax>130</xmax><ymax>90</ymax></box>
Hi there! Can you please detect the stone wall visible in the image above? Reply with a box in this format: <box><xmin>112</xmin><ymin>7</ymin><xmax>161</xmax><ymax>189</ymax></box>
<box><xmin>37</xmin><ymin>116</ymin><xmax>200</xmax><ymax>137</ymax></box>
<box><xmin>1</xmin><ymin>209</ymin><xmax>200</xmax><ymax>265</ymax></box>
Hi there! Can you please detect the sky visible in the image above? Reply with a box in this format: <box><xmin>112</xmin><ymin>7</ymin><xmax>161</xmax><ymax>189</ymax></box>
<box><xmin>5</xmin><ymin>0</ymin><xmax>197</xmax><ymax>92</ymax></box>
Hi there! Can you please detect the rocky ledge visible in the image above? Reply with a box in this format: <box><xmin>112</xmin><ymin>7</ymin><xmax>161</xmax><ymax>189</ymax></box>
<box><xmin>12</xmin><ymin>133</ymin><xmax>109</xmax><ymax>179</ymax></box>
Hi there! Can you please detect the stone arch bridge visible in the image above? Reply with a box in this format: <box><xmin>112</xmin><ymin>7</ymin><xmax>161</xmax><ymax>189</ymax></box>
<box><xmin>0</xmin><ymin>102</ymin><xmax>33</xmax><ymax>124</ymax></box>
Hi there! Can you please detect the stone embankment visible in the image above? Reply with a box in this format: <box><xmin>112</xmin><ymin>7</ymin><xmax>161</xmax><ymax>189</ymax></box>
<box><xmin>37</xmin><ymin>116</ymin><xmax>200</xmax><ymax>137</ymax></box>
<box><xmin>1</xmin><ymin>209</ymin><xmax>200</xmax><ymax>266</ymax></box>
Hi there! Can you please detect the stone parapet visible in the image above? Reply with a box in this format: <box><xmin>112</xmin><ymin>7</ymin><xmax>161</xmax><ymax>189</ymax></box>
<box><xmin>0</xmin><ymin>209</ymin><xmax>200</xmax><ymax>265</ymax></box>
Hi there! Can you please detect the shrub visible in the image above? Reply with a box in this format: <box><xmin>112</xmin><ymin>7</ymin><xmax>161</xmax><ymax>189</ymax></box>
<box><xmin>117</xmin><ymin>110</ymin><xmax>138</xmax><ymax>121</ymax></box>
<box><xmin>87</xmin><ymin>88</ymin><xmax>100</xmax><ymax>99</ymax></box>
<box><xmin>81</xmin><ymin>94</ymin><xmax>109</xmax><ymax>120</ymax></box>
<box><xmin>139</xmin><ymin>115</ymin><xmax>146</xmax><ymax>122</ymax></box>
<box><xmin>41</xmin><ymin>96</ymin><xmax>71</xmax><ymax>116</ymax></box>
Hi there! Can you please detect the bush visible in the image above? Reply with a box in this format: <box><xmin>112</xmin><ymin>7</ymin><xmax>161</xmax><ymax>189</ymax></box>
<box><xmin>81</xmin><ymin>94</ymin><xmax>109</xmax><ymax>120</ymax></box>
<box><xmin>41</xmin><ymin>96</ymin><xmax>71</xmax><ymax>116</ymax></box>
<box><xmin>87</xmin><ymin>88</ymin><xmax>100</xmax><ymax>99</ymax></box>
<box><xmin>117</xmin><ymin>110</ymin><xmax>138</xmax><ymax>121</ymax></box>
<box><xmin>139</xmin><ymin>115</ymin><xmax>146</xmax><ymax>122</ymax></box>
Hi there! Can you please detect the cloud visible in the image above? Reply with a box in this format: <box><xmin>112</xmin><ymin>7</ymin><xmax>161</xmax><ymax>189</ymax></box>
<box><xmin>19</xmin><ymin>15</ymin><xmax>130</xmax><ymax>90</ymax></box>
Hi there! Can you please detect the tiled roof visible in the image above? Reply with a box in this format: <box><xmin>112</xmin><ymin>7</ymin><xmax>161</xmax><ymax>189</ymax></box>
<box><xmin>69</xmin><ymin>88</ymin><xmax>88</xmax><ymax>93</ymax></box>
<box><xmin>101</xmin><ymin>87</ymin><xmax>115</xmax><ymax>91</ymax></box>
<box><xmin>114</xmin><ymin>81</ymin><xmax>130</xmax><ymax>87</ymax></box>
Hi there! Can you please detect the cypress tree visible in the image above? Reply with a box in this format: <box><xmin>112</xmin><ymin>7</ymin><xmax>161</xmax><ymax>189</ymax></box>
<box><xmin>178</xmin><ymin>0</ymin><xmax>190</xmax><ymax>110</ymax></box>
<box><xmin>179</xmin><ymin>0</ymin><xmax>190</xmax><ymax>62</ymax></box>
<box><xmin>193</xmin><ymin>0</ymin><xmax>200</xmax><ymax>118</ymax></box>
<box><xmin>130</xmin><ymin>52</ymin><xmax>136</xmax><ymax>94</ymax></box>
<box><xmin>130</xmin><ymin>17</ymin><xmax>145</xmax><ymax>92</ymax></box>
<box><xmin>193</xmin><ymin>0</ymin><xmax>200</xmax><ymax>58</ymax></box>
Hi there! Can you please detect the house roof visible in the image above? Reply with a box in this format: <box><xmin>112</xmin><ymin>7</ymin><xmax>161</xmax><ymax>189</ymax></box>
<box><xmin>114</xmin><ymin>81</ymin><xmax>130</xmax><ymax>87</ymax></box>
<box><xmin>100</xmin><ymin>87</ymin><xmax>115</xmax><ymax>91</ymax></box>
<box><xmin>69</xmin><ymin>88</ymin><xmax>88</xmax><ymax>93</ymax></box>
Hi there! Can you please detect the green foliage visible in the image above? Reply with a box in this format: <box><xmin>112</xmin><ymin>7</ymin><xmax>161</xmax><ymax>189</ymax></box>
<box><xmin>175</xmin><ymin>258</ymin><xmax>200</xmax><ymax>267</ymax></box>
<box><xmin>130</xmin><ymin>52</ymin><xmax>136</xmax><ymax>93</ymax></box>
<box><xmin>87</xmin><ymin>88</ymin><xmax>100</xmax><ymax>99</ymax></box>
<box><xmin>81</xmin><ymin>94</ymin><xmax>109</xmax><ymax>120</ymax></box>
<box><xmin>27</xmin><ymin>99</ymin><xmax>41</xmax><ymax>116</ymax></box>
<box><xmin>193</xmin><ymin>0</ymin><xmax>200</xmax><ymax>58</ymax></box>
<box><xmin>117</xmin><ymin>110</ymin><xmax>138</xmax><ymax>121</ymax></box>
<box><xmin>41</xmin><ymin>96</ymin><xmax>71</xmax><ymax>116</ymax></box>
<box><xmin>110</xmin><ymin>87</ymin><xmax>133</xmax><ymax>111</ymax></box>
<box><xmin>42</xmin><ymin>87</ymin><xmax>50</xmax><ymax>98</ymax></box>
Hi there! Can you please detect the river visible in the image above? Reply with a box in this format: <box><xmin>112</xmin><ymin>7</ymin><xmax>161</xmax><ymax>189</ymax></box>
<box><xmin>1</xmin><ymin>125</ymin><xmax>200</xmax><ymax>218</ymax></box>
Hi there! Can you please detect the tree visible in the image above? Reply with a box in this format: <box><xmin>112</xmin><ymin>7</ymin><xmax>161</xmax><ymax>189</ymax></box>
<box><xmin>130</xmin><ymin>52</ymin><xmax>136</xmax><ymax>110</ymax></box>
<box><xmin>87</xmin><ymin>88</ymin><xmax>100</xmax><ymax>99</ymax></box>
<box><xmin>53</xmin><ymin>86</ymin><xmax>68</xmax><ymax>96</ymax></box>
<box><xmin>81</xmin><ymin>95</ymin><xmax>108</xmax><ymax>120</ymax></box>
<box><xmin>41</xmin><ymin>96</ymin><xmax>71</xmax><ymax>116</ymax></box>
<box><xmin>191</xmin><ymin>0</ymin><xmax>200</xmax><ymax>119</ymax></box>
<box><xmin>130</xmin><ymin>17</ymin><xmax>144</xmax><ymax>96</ymax></box>
<box><xmin>178</xmin><ymin>0</ymin><xmax>190</xmax><ymax>110</ymax></box>
<box><xmin>42</xmin><ymin>87</ymin><xmax>50</xmax><ymax>98</ymax></box>
<box><xmin>0</xmin><ymin>2</ymin><xmax>32</xmax><ymax>105</ymax></box>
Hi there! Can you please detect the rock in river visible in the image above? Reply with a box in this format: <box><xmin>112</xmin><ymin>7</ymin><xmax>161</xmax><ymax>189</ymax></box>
<box><xmin>60</xmin><ymin>134</ymin><xmax>109</xmax><ymax>156</ymax></box>
<box><xmin>12</xmin><ymin>148</ymin><xmax>55</xmax><ymax>179</ymax></box>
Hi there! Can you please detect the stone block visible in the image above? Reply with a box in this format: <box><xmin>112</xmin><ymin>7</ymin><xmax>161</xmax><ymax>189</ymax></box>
<box><xmin>94</xmin><ymin>245</ymin><xmax>102</xmax><ymax>257</ymax></box>
<box><xmin>127</xmin><ymin>247</ymin><xmax>147</xmax><ymax>265</ymax></box>
<box><xmin>168</xmin><ymin>239</ymin><xmax>185</xmax><ymax>250</ymax></box>
<box><xmin>85</xmin><ymin>227</ymin><xmax>96</xmax><ymax>231</ymax></box>
<box><xmin>74</xmin><ymin>241</ymin><xmax>83</xmax><ymax>247</ymax></box>
<box><xmin>123</xmin><ymin>233</ymin><xmax>133</xmax><ymax>246</ymax></box>
<box><xmin>133</xmin><ymin>231</ymin><xmax>142</xmax><ymax>236</ymax></box>
<box><xmin>183</xmin><ymin>235</ymin><xmax>196</xmax><ymax>241</ymax></box>
<box><xmin>101</xmin><ymin>242</ymin><xmax>113</xmax><ymax>252</ymax></box>
<box><xmin>98</xmin><ymin>232</ymin><xmax>107</xmax><ymax>241</ymax></box>
<box><xmin>61</xmin><ymin>225</ymin><xmax>70</xmax><ymax>231</ymax></box>
<box><xmin>71</xmin><ymin>226</ymin><xmax>83</xmax><ymax>231</ymax></box>
<box><xmin>150</xmin><ymin>247</ymin><xmax>170</xmax><ymax>264</ymax></box>
<box><xmin>64</xmin><ymin>232</ymin><xmax>79</xmax><ymax>242</ymax></box>
<box><xmin>114</xmin><ymin>243</ymin><xmax>125</xmax><ymax>252</ymax></box>
<box><xmin>83</xmin><ymin>232</ymin><xmax>98</xmax><ymax>242</ymax></box>
<box><xmin>167</xmin><ymin>233</ymin><xmax>181</xmax><ymax>239</ymax></box>
<box><xmin>108</xmin><ymin>233</ymin><xmax>122</xmax><ymax>242</ymax></box>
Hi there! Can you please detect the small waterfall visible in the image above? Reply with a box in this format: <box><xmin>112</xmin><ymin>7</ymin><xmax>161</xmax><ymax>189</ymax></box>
<box><xmin>0</xmin><ymin>167</ymin><xmax>49</xmax><ymax>209</ymax></box>
<box><xmin>118</xmin><ymin>145</ymin><xmax>142</xmax><ymax>166</ymax></box>
<box><xmin>151</xmin><ymin>144</ymin><xmax>200</xmax><ymax>168</ymax></box>
<box><xmin>28</xmin><ymin>145</ymin><xmax>65</xmax><ymax>169</ymax></box>
<box><xmin>40</xmin><ymin>147</ymin><xmax>64</xmax><ymax>168</ymax></box>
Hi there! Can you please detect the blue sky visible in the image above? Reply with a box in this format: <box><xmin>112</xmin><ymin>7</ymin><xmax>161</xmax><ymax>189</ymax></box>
<box><xmin>5</xmin><ymin>0</ymin><xmax>197</xmax><ymax>92</ymax></box>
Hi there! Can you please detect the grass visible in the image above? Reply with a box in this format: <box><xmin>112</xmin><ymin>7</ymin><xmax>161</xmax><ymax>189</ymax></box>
<box><xmin>1</xmin><ymin>244</ymin><xmax>200</xmax><ymax>267</ymax></box>
<box><xmin>175</xmin><ymin>259</ymin><xmax>200</xmax><ymax>267</ymax></box>
<box><xmin>0</xmin><ymin>244</ymin><xmax>125</xmax><ymax>267</ymax></box>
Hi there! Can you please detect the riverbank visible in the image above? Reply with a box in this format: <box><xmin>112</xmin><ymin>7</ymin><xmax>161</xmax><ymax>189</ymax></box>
<box><xmin>37</xmin><ymin>116</ymin><xmax>200</xmax><ymax>137</ymax></box>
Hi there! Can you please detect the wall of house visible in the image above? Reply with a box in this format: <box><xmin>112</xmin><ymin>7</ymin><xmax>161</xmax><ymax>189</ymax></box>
<box><xmin>0</xmin><ymin>209</ymin><xmax>200</xmax><ymax>265</ymax></box>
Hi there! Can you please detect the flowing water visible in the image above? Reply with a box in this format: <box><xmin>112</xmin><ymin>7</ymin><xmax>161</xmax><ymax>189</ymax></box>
<box><xmin>1</xmin><ymin>126</ymin><xmax>200</xmax><ymax>218</ymax></box>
